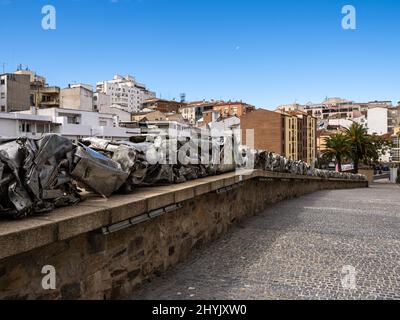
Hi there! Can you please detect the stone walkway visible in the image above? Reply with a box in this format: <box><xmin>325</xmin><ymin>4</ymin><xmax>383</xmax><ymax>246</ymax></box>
<box><xmin>132</xmin><ymin>183</ymin><xmax>400</xmax><ymax>300</ymax></box>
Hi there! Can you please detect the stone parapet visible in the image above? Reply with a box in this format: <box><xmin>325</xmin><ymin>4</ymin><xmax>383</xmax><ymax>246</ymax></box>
<box><xmin>0</xmin><ymin>171</ymin><xmax>367</xmax><ymax>299</ymax></box>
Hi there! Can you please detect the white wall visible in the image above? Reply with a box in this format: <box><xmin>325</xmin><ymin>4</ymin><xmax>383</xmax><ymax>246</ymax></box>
<box><xmin>0</xmin><ymin>113</ymin><xmax>52</xmax><ymax>138</ymax></box>
<box><xmin>367</xmin><ymin>108</ymin><xmax>388</xmax><ymax>135</ymax></box>
<box><xmin>0</xmin><ymin>118</ymin><xmax>18</xmax><ymax>137</ymax></box>
<box><xmin>60</xmin><ymin>86</ymin><xmax>93</xmax><ymax>112</ymax></box>
<box><xmin>93</xmin><ymin>92</ymin><xmax>111</xmax><ymax>111</ymax></box>
<box><xmin>99</xmin><ymin>105</ymin><xmax>131</xmax><ymax>123</ymax></box>
<box><xmin>96</xmin><ymin>75</ymin><xmax>156</xmax><ymax>113</ymax></box>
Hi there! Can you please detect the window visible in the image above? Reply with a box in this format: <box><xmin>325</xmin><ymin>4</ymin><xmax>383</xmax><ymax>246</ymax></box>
<box><xmin>0</xmin><ymin>93</ymin><xmax>5</xmax><ymax>99</ymax></box>
<box><xmin>21</xmin><ymin>122</ymin><xmax>31</xmax><ymax>133</ymax></box>
<box><xmin>1</xmin><ymin>106</ymin><xmax>5</xmax><ymax>112</ymax></box>
<box><xmin>0</xmin><ymin>79</ymin><xmax>4</xmax><ymax>85</ymax></box>
<box><xmin>37</xmin><ymin>124</ymin><xmax>49</xmax><ymax>134</ymax></box>
<box><xmin>67</xmin><ymin>116</ymin><xmax>77</xmax><ymax>124</ymax></box>
<box><xmin>99</xmin><ymin>120</ymin><xmax>107</xmax><ymax>126</ymax></box>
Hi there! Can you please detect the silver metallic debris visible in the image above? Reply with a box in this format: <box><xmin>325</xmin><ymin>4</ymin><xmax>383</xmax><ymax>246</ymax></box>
<box><xmin>0</xmin><ymin>135</ymin><xmax>80</xmax><ymax>219</ymax></box>
<box><xmin>0</xmin><ymin>133</ymin><xmax>366</xmax><ymax>220</ymax></box>
<box><xmin>71</xmin><ymin>144</ymin><xmax>129</xmax><ymax>198</ymax></box>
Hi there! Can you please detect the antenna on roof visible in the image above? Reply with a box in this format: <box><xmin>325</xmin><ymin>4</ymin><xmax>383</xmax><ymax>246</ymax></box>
<box><xmin>1</xmin><ymin>62</ymin><xmax>6</xmax><ymax>74</ymax></box>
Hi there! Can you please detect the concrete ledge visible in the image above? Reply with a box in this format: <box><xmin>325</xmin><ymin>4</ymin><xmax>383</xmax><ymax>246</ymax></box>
<box><xmin>0</xmin><ymin>170</ymin><xmax>367</xmax><ymax>261</ymax></box>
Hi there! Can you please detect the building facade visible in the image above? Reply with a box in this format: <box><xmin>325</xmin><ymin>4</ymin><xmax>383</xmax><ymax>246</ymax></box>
<box><xmin>212</xmin><ymin>101</ymin><xmax>255</xmax><ymax>119</ymax></box>
<box><xmin>93</xmin><ymin>92</ymin><xmax>111</xmax><ymax>112</ymax></box>
<box><xmin>179</xmin><ymin>101</ymin><xmax>215</xmax><ymax>125</ymax></box>
<box><xmin>96</xmin><ymin>75</ymin><xmax>156</xmax><ymax>113</ymax></box>
<box><xmin>241</xmin><ymin>109</ymin><xmax>317</xmax><ymax>164</ymax></box>
<box><xmin>241</xmin><ymin>109</ymin><xmax>285</xmax><ymax>155</ymax></box>
<box><xmin>142</xmin><ymin>98</ymin><xmax>186</xmax><ymax>113</ymax></box>
<box><xmin>392</xmin><ymin>127</ymin><xmax>400</xmax><ymax>163</ymax></box>
<box><xmin>0</xmin><ymin>112</ymin><xmax>53</xmax><ymax>138</ymax></box>
<box><xmin>367</xmin><ymin>107</ymin><xmax>389</xmax><ymax>136</ymax></box>
<box><xmin>18</xmin><ymin>107</ymin><xmax>140</xmax><ymax>142</ymax></box>
<box><xmin>60</xmin><ymin>84</ymin><xmax>94</xmax><ymax>112</ymax></box>
<box><xmin>14</xmin><ymin>69</ymin><xmax>60</xmax><ymax>109</ymax></box>
<box><xmin>0</xmin><ymin>73</ymin><xmax>30</xmax><ymax>112</ymax></box>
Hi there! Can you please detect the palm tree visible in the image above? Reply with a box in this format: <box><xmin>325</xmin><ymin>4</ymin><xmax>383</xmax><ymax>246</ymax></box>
<box><xmin>344</xmin><ymin>123</ymin><xmax>369</xmax><ymax>174</ymax></box>
<box><xmin>322</xmin><ymin>133</ymin><xmax>350</xmax><ymax>172</ymax></box>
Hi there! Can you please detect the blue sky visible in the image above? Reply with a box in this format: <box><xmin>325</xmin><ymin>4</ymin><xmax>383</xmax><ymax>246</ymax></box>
<box><xmin>0</xmin><ymin>0</ymin><xmax>399</xmax><ymax>109</ymax></box>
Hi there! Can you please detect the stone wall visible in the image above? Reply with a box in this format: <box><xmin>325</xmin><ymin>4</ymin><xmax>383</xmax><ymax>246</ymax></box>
<box><xmin>0</xmin><ymin>175</ymin><xmax>367</xmax><ymax>300</ymax></box>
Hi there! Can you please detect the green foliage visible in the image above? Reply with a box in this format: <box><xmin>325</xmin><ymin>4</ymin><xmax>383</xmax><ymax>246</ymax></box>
<box><xmin>321</xmin><ymin>123</ymin><xmax>392</xmax><ymax>174</ymax></box>
<box><xmin>322</xmin><ymin>133</ymin><xmax>351</xmax><ymax>172</ymax></box>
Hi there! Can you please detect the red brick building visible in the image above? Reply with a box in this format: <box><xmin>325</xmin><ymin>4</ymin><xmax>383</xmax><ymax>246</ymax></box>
<box><xmin>240</xmin><ymin>109</ymin><xmax>284</xmax><ymax>155</ymax></box>
<box><xmin>142</xmin><ymin>98</ymin><xmax>186</xmax><ymax>113</ymax></box>
<box><xmin>213</xmin><ymin>101</ymin><xmax>255</xmax><ymax>119</ymax></box>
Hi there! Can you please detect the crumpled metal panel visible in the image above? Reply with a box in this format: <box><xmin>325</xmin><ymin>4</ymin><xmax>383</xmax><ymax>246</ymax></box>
<box><xmin>0</xmin><ymin>135</ymin><xmax>80</xmax><ymax>219</ymax></box>
<box><xmin>71</xmin><ymin>145</ymin><xmax>129</xmax><ymax>198</ymax></box>
<box><xmin>0</xmin><ymin>133</ymin><xmax>367</xmax><ymax>220</ymax></box>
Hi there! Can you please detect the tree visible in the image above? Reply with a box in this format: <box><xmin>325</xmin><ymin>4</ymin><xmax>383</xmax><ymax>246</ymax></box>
<box><xmin>322</xmin><ymin>133</ymin><xmax>350</xmax><ymax>172</ymax></box>
<box><xmin>344</xmin><ymin>123</ymin><xmax>391</xmax><ymax>173</ymax></box>
<box><xmin>344</xmin><ymin>123</ymin><xmax>369</xmax><ymax>174</ymax></box>
<box><xmin>363</xmin><ymin>134</ymin><xmax>392</xmax><ymax>167</ymax></box>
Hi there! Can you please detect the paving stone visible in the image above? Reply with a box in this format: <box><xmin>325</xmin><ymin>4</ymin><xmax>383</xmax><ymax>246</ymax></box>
<box><xmin>132</xmin><ymin>183</ymin><xmax>400</xmax><ymax>300</ymax></box>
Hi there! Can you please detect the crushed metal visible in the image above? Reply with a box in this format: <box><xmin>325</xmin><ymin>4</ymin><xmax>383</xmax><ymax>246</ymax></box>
<box><xmin>0</xmin><ymin>134</ymin><xmax>366</xmax><ymax>219</ymax></box>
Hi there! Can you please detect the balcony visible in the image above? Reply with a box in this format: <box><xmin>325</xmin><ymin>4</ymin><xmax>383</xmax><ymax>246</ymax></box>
<box><xmin>40</xmin><ymin>86</ymin><xmax>60</xmax><ymax>94</ymax></box>
<box><xmin>40</xmin><ymin>100</ymin><xmax>59</xmax><ymax>106</ymax></box>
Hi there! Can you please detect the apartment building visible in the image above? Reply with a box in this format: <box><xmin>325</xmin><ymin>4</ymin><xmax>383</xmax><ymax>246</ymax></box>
<box><xmin>96</xmin><ymin>75</ymin><xmax>156</xmax><ymax>113</ymax></box>
<box><xmin>179</xmin><ymin>101</ymin><xmax>214</xmax><ymax>125</ymax></box>
<box><xmin>241</xmin><ymin>109</ymin><xmax>317</xmax><ymax>164</ymax></box>
<box><xmin>284</xmin><ymin>114</ymin><xmax>299</xmax><ymax>161</ymax></box>
<box><xmin>14</xmin><ymin>69</ymin><xmax>60</xmax><ymax>109</ymax></box>
<box><xmin>367</xmin><ymin>107</ymin><xmax>389</xmax><ymax>135</ymax></box>
<box><xmin>60</xmin><ymin>84</ymin><xmax>94</xmax><ymax>112</ymax></box>
<box><xmin>0</xmin><ymin>112</ymin><xmax>53</xmax><ymax>138</ymax></box>
<box><xmin>93</xmin><ymin>92</ymin><xmax>111</xmax><ymax>112</ymax></box>
<box><xmin>142</xmin><ymin>98</ymin><xmax>186</xmax><ymax>113</ymax></box>
<box><xmin>304</xmin><ymin>98</ymin><xmax>362</xmax><ymax>120</ymax></box>
<box><xmin>388</xmin><ymin>105</ymin><xmax>400</xmax><ymax>134</ymax></box>
<box><xmin>392</xmin><ymin>127</ymin><xmax>400</xmax><ymax>163</ymax></box>
<box><xmin>241</xmin><ymin>109</ymin><xmax>285</xmax><ymax>155</ymax></box>
<box><xmin>0</xmin><ymin>73</ymin><xmax>30</xmax><ymax>112</ymax></box>
<box><xmin>306</xmin><ymin>115</ymin><xmax>317</xmax><ymax>164</ymax></box>
<box><xmin>213</xmin><ymin>101</ymin><xmax>255</xmax><ymax>119</ymax></box>
<box><xmin>131</xmin><ymin>110</ymin><xmax>167</xmax><ymax>122</ymax></box>
<box><xmin>18</xmin><ymin>107</ymin><xmax>139</xmax><ymax>142</ymax></box>
<box><xmin>202</xmin><ymin>110</ymin><xmax>221</xmax><ymax>125</ymax></box>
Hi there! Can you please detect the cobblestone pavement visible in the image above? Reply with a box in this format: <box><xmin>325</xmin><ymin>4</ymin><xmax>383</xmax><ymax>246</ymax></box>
<box><xmin>132</xmin><ymin>183</ymin><xmax>400</xmax><ymax>300</ymax></box>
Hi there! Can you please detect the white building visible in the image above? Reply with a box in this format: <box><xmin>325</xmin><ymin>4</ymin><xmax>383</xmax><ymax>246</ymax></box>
<box><xmin>98</xmin><ymin>105</ymin><xmax>132</xmax><ymax>124</ymax></box>
<box><xmin>322</xmin><ymin>116</ymin><xmax>367</xmax><ymax>130</ymax></box>
<box><xmin>16</xmin><ymin>108</ymin><xmax>139</xmax><ymax>142</ymax></box>
<box><xmin>96</xmin><ymin>75</ymin><xmax>156</xmax><ymax>113</ymax></box>
<box><xmin>0</xmin><ymin>112</ymin><xmax>53</xmax><ymax>138</ymax></box>
<box><xmin>93</xmin><ymin>92</ymin><xmax>132</xmax><ymax>124</ymax></box>
<box><xmin>179</xmin><ymin>106</ymin><xmax>196</xmax><ymax>124</ymax></box>
<box><xmin>60</xmin><ymin>84</ymin><xmax>94</xmax><ymax>112</ymax></box>
<box><xmin>93</xmin><ymin>92</ymin><xmax>111</xmax><ymax>112</ymax></box>
<box><xmin>367</xmin><ymin>107</ymin><xmax>388</xmax><ymax>135</ymax></box>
